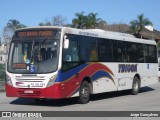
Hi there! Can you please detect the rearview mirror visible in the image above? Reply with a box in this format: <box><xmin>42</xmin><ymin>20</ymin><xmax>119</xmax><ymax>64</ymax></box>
<box><xmin>63</xmin><ymin>35</ymin><xmax>69</xmax><ymax>49</ymax></box>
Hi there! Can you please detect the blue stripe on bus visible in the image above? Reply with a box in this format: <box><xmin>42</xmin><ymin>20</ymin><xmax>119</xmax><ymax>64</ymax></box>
<box><xmin>91</xmin><ymin>70</ymin><xmax>113</xmax><ymax>81</ymax></box>
<box><xmin>55</xmin><ymin>63</ymin><xmax>88</xmax><ymax>82</ymax></box>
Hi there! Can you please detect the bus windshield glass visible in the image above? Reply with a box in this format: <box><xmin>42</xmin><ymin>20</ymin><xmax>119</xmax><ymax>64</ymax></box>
<box><xmin>8</xmin><ymin>38</ymin><xmax>59</xmax><ymax>74</ymax></box>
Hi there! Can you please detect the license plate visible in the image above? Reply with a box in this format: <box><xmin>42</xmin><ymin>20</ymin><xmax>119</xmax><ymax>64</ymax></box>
<box><xmin>30</xmin><ymin>83</ymin><xmax>45</xmax><ymax>87</ymax></box>
<box><xmin>24</xmin><ymin>90</ymin><xmax>33</xmax><ymax>94</ymax></box>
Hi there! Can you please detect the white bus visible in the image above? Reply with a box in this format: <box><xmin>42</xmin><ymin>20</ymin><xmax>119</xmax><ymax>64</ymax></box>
<box><xmin>6</xmin><ymin>26</ymin><xmax>158</xmax><ymax>104</ymax></box>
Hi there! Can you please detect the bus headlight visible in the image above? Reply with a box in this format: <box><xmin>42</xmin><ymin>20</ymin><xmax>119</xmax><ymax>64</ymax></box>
<box><xmin>6</xmin><ymin>74</ymin><xmax>13</xmax><ymax>86</ymax></box>
<box><xmin>47</xmin><ymin>75</ymin><xmax>56</xmax><ymax>87</ymax></box>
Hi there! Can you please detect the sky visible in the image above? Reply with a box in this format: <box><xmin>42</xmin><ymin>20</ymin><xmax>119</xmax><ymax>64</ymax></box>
<box><xmin>0</xmin><ymin>0</ymin><xmax>160</xmax><ymax>37</ymax></box>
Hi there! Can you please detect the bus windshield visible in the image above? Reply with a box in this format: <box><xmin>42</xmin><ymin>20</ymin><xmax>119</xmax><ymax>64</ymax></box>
<box><xmin>8</xmin><ymin>39</ymin><xmax>59</xmax><ymax>74</ymax></box>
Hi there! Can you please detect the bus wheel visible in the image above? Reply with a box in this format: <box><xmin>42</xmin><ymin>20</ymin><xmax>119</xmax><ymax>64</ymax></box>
<box><xmin>78</xmin><ymin>81</ymin><xmax>90</xmax><ymax>104</ymax></box>
<box><xmin>131</xmin><ymin>77</ymin><xmax>140</xmax><ymax>95</ymax></box>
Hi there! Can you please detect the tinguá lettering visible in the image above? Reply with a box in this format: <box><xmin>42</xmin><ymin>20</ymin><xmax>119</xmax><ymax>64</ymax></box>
<box><xmin>118</xmin><ymin>64</ymin><xmax>137</xmax><ymax>73</ymax></box>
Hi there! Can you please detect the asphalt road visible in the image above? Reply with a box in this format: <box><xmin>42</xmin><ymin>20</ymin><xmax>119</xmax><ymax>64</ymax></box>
<box><xmin>0</xmin><ymin>82</ymin><xmax>160</xmax><ymax>119</ymax></box>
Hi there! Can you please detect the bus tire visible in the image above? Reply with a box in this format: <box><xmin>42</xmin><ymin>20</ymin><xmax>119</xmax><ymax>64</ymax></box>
<box><xmin>78</xmin><ymin>81</ymin><xmax>90</xmax><ymax>104</ymax></box>
<box><xmin>130</xmin><ymin>77</ymin><xmax>140</xmax><ymax>95</ymax></box>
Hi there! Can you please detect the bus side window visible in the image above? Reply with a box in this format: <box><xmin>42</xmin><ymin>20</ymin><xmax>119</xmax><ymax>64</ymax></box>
<box><xmin>98</xmin><ymin>39</ymin><xmax>114</xmax><ymax>62</ymax></box>
<box><xmin>123</xmin><ymin>53</ymin><xmax>129</xmax><ymax>62</ymax></box>
<box><xmin>90</xmin><ymin>49</ymin><xmax>98</xmax><ymax>61</ymax></box>
<box><xmin>63</xmin><ymin>40</ymin><xmax>79</xmax><ymax>62</ymax></box>
<box><xmin>138</xmin><ymin>44</ymin><xmax>145</xmax><ymax>63</ymax></box>
<box><xmin>144</xmin><ymin>45</ymin><xmax>149</xmax><ymax>63</ymax></box>
<box><xmin>126</xmin><ymin>42</ymin><xmax>138</xmax><ymax>62</ymax></box>
<box><xmin>115</xmin><ymin>41</ymin><xmax>126</xmax><ymax>62</ymax></box>
<box><xmin>63</xmin><ymin>49</ymin><xmax>72</xmax><ymax>62</ymax></box>
<box><xmin>148</xmin><ymin>45</ymin><xmax>157</xmax><ymax>63</ymax></box>
<box><xmin>62</xmin><ymin>35</ymin><xmax>80</xmax><ymax>72</ymax></box>
<box><xmin>80</xmin><ymin>36</ymin><xmax>97</xmax><ymax>62</ymax></box>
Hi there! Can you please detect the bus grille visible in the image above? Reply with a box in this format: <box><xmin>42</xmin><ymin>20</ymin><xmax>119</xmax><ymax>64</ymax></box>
<box><xmin>15</xmin><ymin>76</ymin><xmax>45</xmax><ymax>81</ymax></box>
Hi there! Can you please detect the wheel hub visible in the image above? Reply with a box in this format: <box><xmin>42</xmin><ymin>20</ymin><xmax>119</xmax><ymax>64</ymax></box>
<box><xmin>134</xmin><ymin>81</ymin><xmax>139</xmax><ymax>91</ymax></box>
<box><xmin>82</xmin><ymin>86</ymin><xmax>89</xmax><ymax>99</ymax></box>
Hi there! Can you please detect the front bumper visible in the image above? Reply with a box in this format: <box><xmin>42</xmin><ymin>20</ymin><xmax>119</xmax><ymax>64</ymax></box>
<box><xmin>5</xmin><ymin>83</ymin><xmax>63</xmax><ymax>99</ymax></box>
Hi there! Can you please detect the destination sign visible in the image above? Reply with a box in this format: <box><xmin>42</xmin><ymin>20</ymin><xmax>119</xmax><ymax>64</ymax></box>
<box><xmin>16</xmin><ymin>30</ymin><xmax>55</xmax><ymax>37</ymax></box>
<box><xmin>13</xmin><ymin>63</ymin><xmax>27</xmax><ymax>69</ymax></box>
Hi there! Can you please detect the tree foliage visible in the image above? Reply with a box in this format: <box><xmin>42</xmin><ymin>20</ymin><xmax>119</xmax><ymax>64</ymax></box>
<box><xmin>129</xmin><ymin>14</ymin><xmax>152</xmax><ymax>36</ymax></box>
<box><xmin>72</xmin><ymin>12</ymin><xmax>107</xmax><ymax>29</ymax></box>
<box><xmin>72</xmin><ymin>12</ymin><xmax>87</xmax><ymax>28</ymax></box>
<box><xmin>2</xmin><ymin>19</ymin><xmax>26</xmax><ymax>44</ymax></box>
<box><xmin>7</xmin><ymin>19</ymin><xmax>26</xmax><ymax>31</ymax></box>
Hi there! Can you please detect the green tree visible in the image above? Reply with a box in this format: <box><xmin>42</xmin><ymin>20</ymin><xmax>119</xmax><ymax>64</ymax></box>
<box><xmin>3</xmin><ymin>19</ymin><xmax>26</xmax><ymax>44</ymax></box>
<box><xmin>97</xmin><ymin>20</ymin><xmax>107</xmax><ymax>29</ymax></box>
<box><xmin>129</xmin><ymin>14</ymin><xmax>152</xmax><ymax>37</ymax></box>
<box><xmin>72</xmin><ymin>12</ymin><xmax>107</xmax><ymax>29</ymax></box>
<box><xmin>7</xmin><ymin>19</ymin><xmax>26</xmax><ymax>31</ymax></box>
<box><xmin>88</xmin><ymin>13</ymin><xmax>103</xmax><ymax>28</ymax></box>
<box><xmin>72</xmin><ymin>12</ymin><xmax>87</xmax><ymax>29</ymax></box>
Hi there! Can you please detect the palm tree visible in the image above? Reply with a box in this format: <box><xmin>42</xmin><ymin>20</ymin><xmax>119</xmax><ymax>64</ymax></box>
<box><xmin>87</xmin><ymin>13</ymin><xmax>103</xmax><ymax>28</ymax></box>
<box><xmin>97</xmin><ymin>20</ymin><xmax>107</xmax><ymax>30</ymax></box>
<box><xmin>129</xmin><ymin>14</ymin><xmax>152</xmax><ymax>37</ymax></box>
<box><xmin>3</xmin><ymin>19</ymin><xmax>26</xmax><ymax>44</ymax></box>
<box><xmin>129</xmin><ymin>20</ymin><xmax>138</xmax><ymax>34</ymax></box>
<box><xmin>72</xmin><ymin>12</ymin><xmax>87</xmax><ymax>29</ymax></box>
<box><xmin>7</xmin><ymin>19</ymin><xmax>26</xmax><ymax>31</ymax></box>
<box><xmin>72</xmin><ymin>12</ymin><xmax>107</xmax><ymax>29</ymax></box>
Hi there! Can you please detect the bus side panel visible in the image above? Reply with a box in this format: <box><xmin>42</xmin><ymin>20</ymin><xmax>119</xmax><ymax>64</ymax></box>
<box><xmin>117</xmin><ymin>77</ymin><xmax>133</xmax><ymax>91</ymax></box>
<box><xmin>117</xmin><ymin>63</ymin><xmax>135</xmax><ymax>91</ymax></box>
<box><xmin>91</xmin><ymin>63</ymin><xmax>138</xmax><ymax>93</ymax></box>
<box><xmin>102</xmin><ymin>63</ymin><xmax>134</xmax><ymax>91</ymax></box>
<box><xmin>61</xmin><ymin>63</ymin><xmax>117</xmax><ymax>97</ymax></box>
<box><xmin>116</xmin><ymin>63</ymin><xmax>158</xmax><ymax>91</ymax></box>
<box><xmin>139</xmin><ymin>63</ymin><xmax>158</xmax><ymax>87</ymax></box>
<box><xmin>92</xmin><ymin>62</ymin><xmax>118</xmax><ymax>94</ymax></box>
<box><xmin>109</xmin><ymin>63</ymin><xmax>135</xmax><ymax>91</ymax></box>
<box><xmin>92</xmin><ymin>77</ymin><xmax>118</xmax><ymax>94</ymax></box>
<box><xmin>61</xmin><ymin>62</ymin><xmax>158</xmax><ymax>96</ymax></box>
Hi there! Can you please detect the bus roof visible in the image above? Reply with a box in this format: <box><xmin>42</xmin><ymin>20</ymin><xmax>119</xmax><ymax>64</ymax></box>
<box><xmin>16</xmin><ymin>26</ymin><xmax>156</xmax><ymax>45</ymax></box>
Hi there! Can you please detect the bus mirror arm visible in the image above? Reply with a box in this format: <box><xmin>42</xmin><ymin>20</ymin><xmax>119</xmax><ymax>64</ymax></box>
<box><xmin>64</xmin><ymin>35</ymin><xmax>69</xmax><ymax>49</ymax></box>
